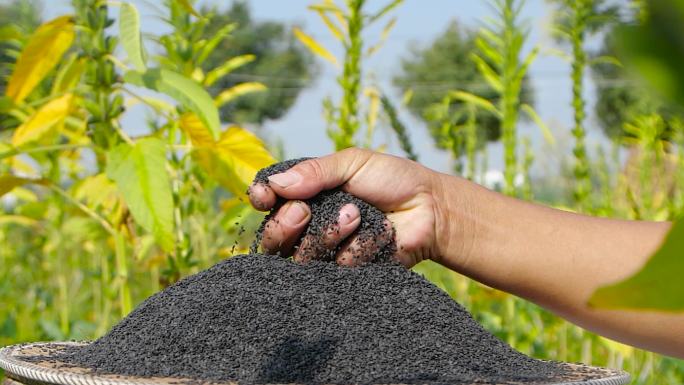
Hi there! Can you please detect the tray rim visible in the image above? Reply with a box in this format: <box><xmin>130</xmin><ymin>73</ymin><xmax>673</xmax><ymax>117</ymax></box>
<box><xmin>0</xmin><ymin>342</ymin><xmax>631</xmax><ymax>385</ymax></box>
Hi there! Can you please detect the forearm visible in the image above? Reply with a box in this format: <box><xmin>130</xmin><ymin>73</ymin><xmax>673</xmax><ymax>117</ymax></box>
<box><xmin>435</xmin><ymin>174</ymin><xmax>684</xmax><ymax>358</ymax></box>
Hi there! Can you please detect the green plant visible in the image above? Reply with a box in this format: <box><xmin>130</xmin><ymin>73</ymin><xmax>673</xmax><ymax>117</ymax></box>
<box><xmin>294</xmin><ymin>0</ymin><xmax>407</xmax><ymax>151</ymax></box>
<box><xmin>0</xmin><ymin>0</ymin><xmax>274</xmax><ymax>345</ymax></box>
<box><xmin>550</xmin><ymin>0</ymin><xmax>617</xmax><ymax>210</ymax></box>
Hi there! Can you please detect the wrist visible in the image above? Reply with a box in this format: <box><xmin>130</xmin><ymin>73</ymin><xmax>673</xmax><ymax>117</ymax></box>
<box><xmin>431</xmin><ymin>173</ymin><xmax>480</xmax><ymax>270</ymax></box>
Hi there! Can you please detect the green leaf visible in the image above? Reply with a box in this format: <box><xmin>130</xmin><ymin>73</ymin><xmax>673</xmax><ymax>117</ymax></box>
<box><xmin>614</xmin><ymin>0</ymin><xmax>684</xmax><ymax>106</ymax></box>
<box><xmin>520</xmin><ymin>103</ymin><xmax>555</xmax><ymax>146</ymax></box>
<box><xmin>106</xmin><ymin>138</ymin><xmax>175</xmax><ymax>252</ymax></box>
<box><xmin>196</xmin><ymin>23</ymin><xmax>237</xmax><ymax>65</ymax></box>
<box><xmin>470</xmin><ymin>53</ymin><xmax>503</xmax><ymax>93</ymax></box>
<box><xmin>369</xmin><ymin>0</ymin><xmax>403</xmax><ymax>24</ymax></box>
<box><xmin>448</xmin><ymin>90</ymin><xmax>501</xmax><ymax>118</ymax></box>
<box><xmin>124</xmin><ymin>68</ymin><xmax>220</xmax><ymax>140</ymax></box>
<box><xmin>589</xmin><ymin>219</ymin><xmax>684</xmax><ymax>311</ymax></box>
<box><xmin>119</xmin><ymin>2</ymin><xmax>147</xmax><ymax>72</ymax></box>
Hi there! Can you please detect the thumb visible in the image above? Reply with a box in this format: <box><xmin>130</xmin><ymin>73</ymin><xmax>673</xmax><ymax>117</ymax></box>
<box><xmin>267</xmin><ymin>148</ymin><xmax>371</xmax><ymax>200</ymax></box>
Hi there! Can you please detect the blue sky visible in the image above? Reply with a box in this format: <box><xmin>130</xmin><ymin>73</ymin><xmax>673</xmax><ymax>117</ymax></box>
<box><xmin>42</xmin><ymin>0</ymin><xmax>612</xmax><ymax>176</ymax></box>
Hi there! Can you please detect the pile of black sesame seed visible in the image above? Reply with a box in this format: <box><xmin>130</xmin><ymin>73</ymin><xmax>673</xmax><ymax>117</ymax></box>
<box><xmin>51</xmin><ymin>158</ymin><xmax>619</xmax><ymax>384</ymax></box>
<box><xmin>58</xmin><ymin>255</ymin><xmax>583</xmax><ymax>384</ymax></box>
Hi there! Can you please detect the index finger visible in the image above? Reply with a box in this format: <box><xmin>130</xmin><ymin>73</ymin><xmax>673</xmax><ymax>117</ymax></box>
<box><xmin>247</xmin><ymin>182</ymin><xmax>277</xmax><ymax>211</ymax></box>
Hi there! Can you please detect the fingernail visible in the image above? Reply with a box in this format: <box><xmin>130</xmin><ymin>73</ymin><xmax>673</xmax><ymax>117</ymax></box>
<box><xmin>338</xmin><ymin>204</ymin><xmax>358</xmax><ymax>226</ymax></box>
<box><xmin>284</xmin><ymin>201</ymin><xmax>309</xmax><ymax>226</ymax></box>
<box><xmin>268</xmin><ymin>171</ymin><xmax>301</xmax><ymax>188</ymax></box>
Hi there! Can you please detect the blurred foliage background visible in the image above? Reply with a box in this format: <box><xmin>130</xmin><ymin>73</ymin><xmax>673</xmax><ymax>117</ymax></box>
<box><xmin>0</xmin><ymin>0</ymin><xmax>683</xmax><ymax>384</ymax></box>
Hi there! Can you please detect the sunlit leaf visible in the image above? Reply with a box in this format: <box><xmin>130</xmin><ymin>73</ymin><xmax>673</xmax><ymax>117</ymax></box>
<box><xmin>0</xmin><ymin>215</ymin><xmax>38</xmax><ymax>227</ymax></box>
<box><xmin>193</xmin><ymin>126</ymin><xmax>276</xmax><ymax>197</ymax></box>
<box><xmin>293</xmin><ymin>27</ymin><xmax>338</xmax><ymax>67</ymax></box>
<box><xmin>366</xmin><ymin>17</ymin><xmax>396</xmax><ymax>56</ymax></box>
<box><xmin>470</xmin><ymin>53</ymin><xmax>503</xmax><ymax>93</ymax></box>
<box><xmin>314</xmin><ymin>9</ymin><xmax>344</xmax><ymax>42</ymax></box>
<box><xmin>124</xmin><ymin>68</ymin><xmax>220</xmax><ymax>140</ymax></box>
<box><xmin>448</xmin><ymin>90</ymin><xmax>500</xmax><ymax>117</ymax></box>
<box><xmin>588</xmin><ymin>220</ymin><xmax>684</xmax><ymax>311</ymax></box>
<box><xmin>197</xmin><ymin>23</ymin><xmax>237</xmax><ymax>65</ymax></box>
<box><xmin>6</xmin><ymin>15</ymin><xmax>75</xmax><ymax>103</ymax></box>
<box><xmin>215</xmin><ymin>82</ymin><xmax>267</xmax><ymax>107</ymax></box>
<box><xmin>119</xmin><ymin>2</ymin><xmax>147</xmax><ymax>72</ymax></box>
<box><xmin>179</xmin><ymin>112</ymin><xmax>214</xmax><ymax>146</ymax></box>
<box><xmin>12</xmin><ymin>93</ymin><xmax>74</xmax><ymax>147</ymax></box>
<box><xmin>106</xmin><ymin>138</ymin><xmax>175</xmax><ymax>252</ymax></box>
<box><xmin>203</xmin><ymin>54</ymin><xmax>256</xmax><ymax>87</ymax></box>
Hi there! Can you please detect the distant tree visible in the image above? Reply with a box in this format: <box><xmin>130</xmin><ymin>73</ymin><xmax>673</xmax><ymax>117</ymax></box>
<box><xmin>392</xmin><ymin>20</ymin><xmax>533</xmax><ymax>147</ymax></box>
<box><xmin>202</xmin><ymin>1</ymin><xmax>315</xmax><ymax>125</ymax></box>
<box><xmin>592</xmin><ymin>26</ymin><xmax>681</xmax><ymax>141</ymax></box>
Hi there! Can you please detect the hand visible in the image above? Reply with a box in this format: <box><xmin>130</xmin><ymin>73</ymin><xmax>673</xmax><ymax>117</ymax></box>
<box><xmin>248</xmin><ymin>148</ymin><xmax>450</xmax><ymax>267</ymax></box>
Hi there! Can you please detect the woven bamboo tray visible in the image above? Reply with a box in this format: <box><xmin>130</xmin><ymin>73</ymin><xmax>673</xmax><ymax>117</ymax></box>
<box><xmin>0</xmin><ymin>342</ymin><xmax>631</xmax><ymax>385</ymax></box>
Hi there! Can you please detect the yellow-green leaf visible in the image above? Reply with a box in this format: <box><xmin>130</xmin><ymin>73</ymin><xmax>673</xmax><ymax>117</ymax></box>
<box><xmin>204</xmin><ymin>54</ymin><xmax>256</xmax><ymax>87</ymax></box>
<box><xmin>315</xmin><ymin>10</ymin><xmax>344</xmax><ymax>42</ymax></box>
<box><xmin>293</xmin><ymin>27</ymin><xmax>338</xmax><ymax>67</ymax></box>
<box><xmin>124</xmin><ymin>68</ymin><xmax>221</xmax><ymax>140</ymax></box>
<box><xmin>119</xmin><ymin>2</ymin><xmax>147</xmax><ymax>72</ymax></box>
<box><xmin>0</xmin><ymin>175</ymin><xmax>36</xmax><ymax>197</ymax></box>
<box><xmin>470</xmin><ymin>53</ymin><xmax>503</xmax><ymax>93</ymax></box>
<box><xmin>588</xmin><ymin>220</ymin><xmax>684</xmax><ymax>311</ymax></box>
<box><xmin>106</xmin><ymin>138</ymin><xmax>175</xmax><ymax>252</ymax></box>
<box><xmin>176</xmin><ymin>0</ymin><xmax>201</xmax><ymax>18</ymax></box>
<box><xmin>215</xmin><ymin>82</ymin><xmax>267</xmax><ymax>107</ymax></box>
<box><xmin>6</xmin><ymin>15</ymin><xmax>75</xmax><ymax>103</ymax></box>
<box><xmin>12</xmin><ymin>93</ymin><xmax>74</xmax><ymax>147</ymax></box>
<box><xmin>448</xmin><ymin>90</ymin><xmax>500</xmax><ymax>118</ymax></box>
<box><xmin>193</xmin><ymin>126</ymin><xmax>275</xmax><ymax>196</ymax></box>
<box><xmin>179</xmin><ymin>112</ymin><xmax>214</xmax><ymax>146</ymax></box>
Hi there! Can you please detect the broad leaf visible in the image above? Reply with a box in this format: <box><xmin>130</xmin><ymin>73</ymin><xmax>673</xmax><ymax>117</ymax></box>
<box><xmin>293</xmin><ymin>27</ymin><xmax>338</xmax><ymax>67</ymax></box>
<box><xmin>589</xmin><ymin>220</ymin><xmax>684</xmax><ymax>311</ymax></box>
<box><xmin>119</xmin><ymin>2</ymin><xmax>147</xmax><ymax>72</ymax></box>
<box><xmin>614</xmin><ymin>0</ymin><xmax>684</xmax><ymax>106</ymax></box>
<box><xmin>179</xmin><ymin>112</ymin><xmax>214</xmax><ymax>146</ymax></box>
<box><xmin>106</xmin><ymin>138</ymin><xmax>175</xmax><ymax>252</ymax></box>
<box><xmin>124</xmin><ymin>68</ymin><xmax>220</xmax><ymax>140</ymax></box>
<box><xmin>12</xmin><ymin>93</ymin><xmax>74</xmax><ymax>147</ymax></box>
<box><xmin>215</xmin><ymin>82</ymin><xmax>267</xmax><ymax>107</ymax></box>
<box><xmin>193</xmin><ymin>126</ymin><xmax>275</xmax><ymax>196</ymax></box>
<box><xmin>6</xmin><ymin>15</ymin><xmax>75</xmax><ymax>103</ymax></box>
